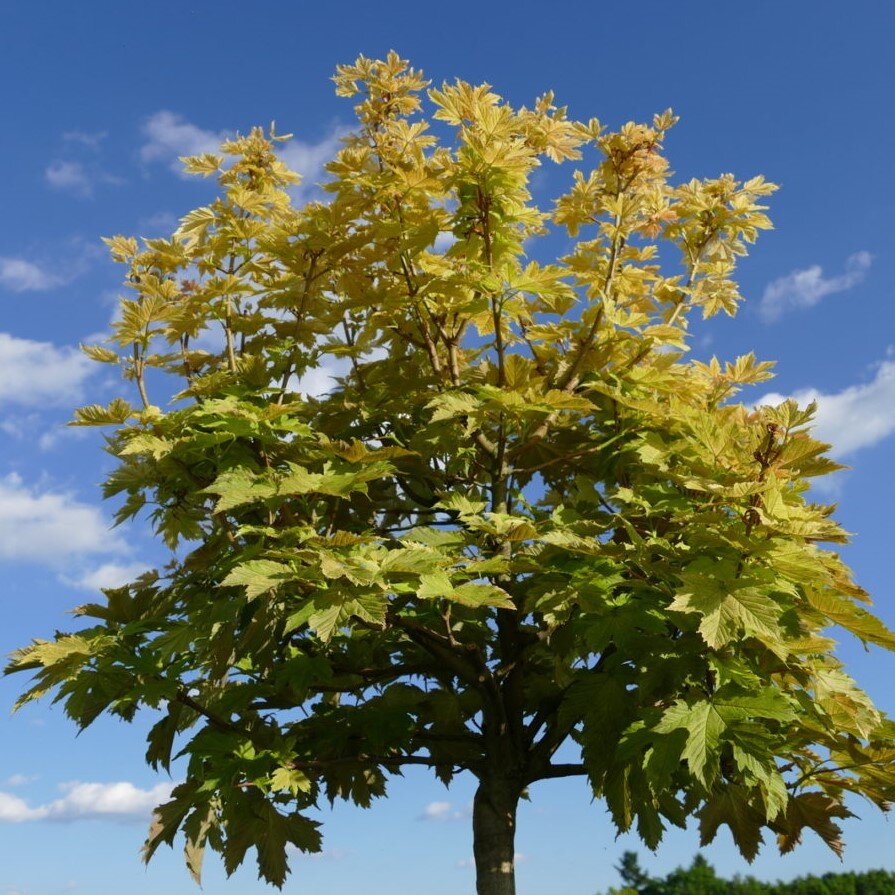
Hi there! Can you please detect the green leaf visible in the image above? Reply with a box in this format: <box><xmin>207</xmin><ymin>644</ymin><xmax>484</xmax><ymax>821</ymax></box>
<box><xmin>656</xmin><ymin>700</ymin><xmax>725</xmax><ymax>784</ymax></box>
<box><xmin>255</xmin><ymin>800</ymin><xmax>290</xmax><ymax>887</ymax></box>
<box><xmin>269</xmin><ymin>766</ymin><xmax>312</xmax><ymax>796</ymax></box>
<box><xmin>71</xmin><ymin>398</ymin><xmax>134</xmax><ymax>426</ymax></box>
<box><xmin>773</xmin><ymin>791</ymin><xmax>853</xmax><ymax>857</ymax></box>
<box><xmin>807</xmin><ymin>588</ymin><xmax>895</xmax><ymax>650</ymax></box>
<box><xmin>222</xmin><ymin>560</ymin><xmax>292</xmax><ymax>599</ymax></box>
<box><xmin>417</xmin><ymin>572</ymin><xmax>513</xmax><ymax>608</ymax></box>
<box><xmin>698</xmin><ymin>785</ymin><xmax>765</xmax><ymax>862</ymax></box>
<box><xmin>669</xmin><ymin>559</ymin><xmax>784</xmax><ymax>649</ymax></box>
<box><xmin>204</xmin><ymin>470</ymin><xmax>276</xmax><ymax>512</ymax></box>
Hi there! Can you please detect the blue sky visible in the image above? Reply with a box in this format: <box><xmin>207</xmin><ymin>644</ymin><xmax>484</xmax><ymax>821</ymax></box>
<box><xmin>2</xmin><ymin>3</ymin><xmax>895</xmax><ymax>894</ymax></box>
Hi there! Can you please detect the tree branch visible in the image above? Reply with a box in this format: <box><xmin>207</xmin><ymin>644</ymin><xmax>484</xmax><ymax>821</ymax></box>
<box><xmin>530</xmin><ymin>763</ymin><xmax>588</xmax><ymax>782</ymax></box>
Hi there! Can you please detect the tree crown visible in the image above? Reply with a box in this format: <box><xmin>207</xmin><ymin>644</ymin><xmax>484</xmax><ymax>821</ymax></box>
<box><xmin>9</xmin><ymin>52</ymin><xmax>895</xmax><ymax>887</ymax></box>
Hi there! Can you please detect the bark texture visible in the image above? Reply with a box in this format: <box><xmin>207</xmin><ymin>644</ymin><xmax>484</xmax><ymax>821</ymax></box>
<box><xmin>473</xmin><ymin>776</ymin><xmax>521</xmax><ymax>895</ymax></box>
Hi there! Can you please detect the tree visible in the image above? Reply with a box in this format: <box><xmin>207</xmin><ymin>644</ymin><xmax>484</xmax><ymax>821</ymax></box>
<box><xmin>8</xmin><ymin>52</ymin><xmax>895</xmax><ymax>895</ymax></box>
<box><xmin>618</xmin><ymin>851</ymin><xmax>656</xmax><ymax>894</ymax></box>
<box><xmin>601</xmin><ymin>852</ymin><xmax>895</xmax><ymax>895</ymax></box>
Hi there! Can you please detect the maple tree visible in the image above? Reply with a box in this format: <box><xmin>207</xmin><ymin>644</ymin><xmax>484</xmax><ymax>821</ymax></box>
<box><xmin>9</xmin><ymin>53</ymin><xmax>895</xmax><ymax>895</ymax></box>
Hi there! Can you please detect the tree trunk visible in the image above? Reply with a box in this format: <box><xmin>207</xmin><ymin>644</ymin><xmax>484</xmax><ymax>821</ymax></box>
<box><xmin>473</xmin><ymin>775</ymin><xmax>521</xmax><ymax>895</ymax></box>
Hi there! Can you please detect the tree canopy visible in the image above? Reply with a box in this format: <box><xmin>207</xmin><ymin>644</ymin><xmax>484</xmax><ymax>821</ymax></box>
<box><xmin>606</xmin><ymin>852</ymin><xmax>895</xmax><ymax>895</ymax></box>
<box><xmin>8</xmin><ymin>52</ymin><xmax>895</xmax><ymax>895</ymax></box>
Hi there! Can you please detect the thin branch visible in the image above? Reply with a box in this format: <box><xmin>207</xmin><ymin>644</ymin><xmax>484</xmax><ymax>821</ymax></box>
<box><xmin>132</xmin><ymin>343</ymin><xmax>150</xmax><ymax>409</ymax></box>
<box><xmin>389</xmin><ymin>613</ymin><xmax>498</xmax><ymax>702</ymax></box>
<box><xmin>530</xmin><ymin>763</ymin><xmax>588</xmax><ymax>782</ymax></box>
<box><xmin>173</xmin><ymin>689</ymin><xmax>243</xmax><ymax>735</ymax></box>
<box><xmin>288</xmin><ymin>754</ymin><xmax>459</xmax><ymax>771</ymax></box>
<box><xmin>520</xmin><ymin>209</ymin><xmax>625</xmax><ymax>450</ymax></box>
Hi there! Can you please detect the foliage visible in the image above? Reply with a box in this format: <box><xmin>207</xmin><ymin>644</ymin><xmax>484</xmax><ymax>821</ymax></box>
<box><xmin>606</xmin><ymin>851</ymin><xmax>895</xmax><ymax>895</ymax></box>
<box><xmin>8</xmin><ymin>52</ymin><xmax>895</xmax><ymax>892</ymax></box>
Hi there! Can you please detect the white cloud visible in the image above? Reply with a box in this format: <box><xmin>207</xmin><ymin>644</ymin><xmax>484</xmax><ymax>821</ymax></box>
<box><xmin>45</xmin><ymin>160</ymin><xmax>92</xmax><ymax>196</ymax></box>
<box><xmin>47</xmin><ymin>129</ymin><xmax>122</xmax><ymax>197</ymax></box>
<box><xmin>279</xmin><ymin>130</ymin><xmax>345</xmax><ymax>204</ymax></box>
<box><xmin>63</xmin><ymin>130</ymin><xmax>107</xmax><ymax>149</ymax></box>
<box><xmin>138</xmin><ymin>210</ymin><xmax>178</xmax><ymax>234</ymax></box>
<box><xmin>294</xmin><ymin>356</ymin><xmax>351</xmax><ymax>399</ymax></box>
<box><xmin>759</xmin><ymin>251</ymin><xmax>872</xmax><ymax>322</ymax></box>
<box><xmin>3</xmin><ymin>775</ymin><xmax>37</xmax><ymax>788</ymax></box>
<box><xmin>0</xmin><ymin>258</ymin><xmax>62</xmax><ymax>292</ymax></box>
<box><xmin>0</xmin><ymin>413</ymin><xmax>41</xmax><ymax>441</ymax></box>
<box><xmin>0</xmin><ymin>781</ymin><xmax>173</xmax><ymax>824</ymax></box>
<box><xmin>140</xmin><ymin>111</ymin><xmax>226</xmax><ymax>175</ymax></box>
<box><xmin>293</xmin><ymin>344</ymin><xmax>388</xmax><ymax>399</ymax></box>
<box><xmin>758</xmin><ymin>358</ymin><xmax>895</xmax><ymax>457</ymax></box>
<box><xmin>1</xmin><ymin>239</ymin><xmax>99</xmax><ymax>291</ymax></box>
<box><xmin>0</xmin><ymin>791</ymin><xmax>45</xmax><ymax>823</ymax></box>
<box><xmin>289</xmin><ymin>846</ymin><xmax>352</xmax><ymax>861</ymax></box>
<box><xmin>419</xmin><ymin>800</ymin><xmax>470</xmax><ymax>822</ymax></box>
<box><xmin>72</xmin><ymin>562</ymin><xmax>150</xmax><ymax>591</ymax></box>
<box><xmin>44</xmin><ymin>160</ymin><xmax>123</xmax><ymax>198</ymax></box>
<box><xmin>421</xmin><ymin>800</ymin><xmax>455</xmax><ymax>821</ymax></box>
<box><xmin>36</xmin><ymin>424</ymin><xmax>90</xmax><ymax>452</ymax></box>
<box><xmin>0</xmin><ymin>473</ymin><xmax>126</xmax><ymax>563</ymax></box>
<box><xmin>0</xmin><ymin>333</ymin><xmax>95</xmax><ymax>407</ymax></box>
<box><xmin>139</xmin><ymin>111</ymin><xmax>345</xmax><ymax>200</ymax></box>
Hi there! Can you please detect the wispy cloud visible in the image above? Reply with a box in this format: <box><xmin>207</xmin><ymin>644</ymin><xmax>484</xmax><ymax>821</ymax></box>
<box><xmin>45</xmin><ymin>160</ymin><xmax>123</xmax><ymax>198</ymax></box>
<box><xmin>140</xmin><ymin>111</ymin><xmax>226</xmax><ymax>175</ymax></box>
<box><xmin>1</xmin><ymin>238</ymin><xmax>101</xmax><ymax>291</ymax></box>
<box><xmin>0</xmin><ymin>333</ymin><xmax>95</xmax><ymax>407</ymax></box>
<box><xmin>139</xmin><ymin>110</ymin><xmax>346</xmax><ymax>201</ymax></box>
<box><xmin>288</xmin><ymin>845</ymin><xmax>352</xmax><ymax>861</ymax></box>
<box><xmin>137</xmin><ymin>210</ymin><xmax>178</xmax><ymax>234</ymax></box>
<box><xmin>63</xmin><ymin>130</ymin><xmax>107</xmax><ymax>150</ymax></box>
<box><xmin>279</xmin><ymin>130</ymin><xmax>345</xmax><ymax>204</ymax></box>
<box><xmin>0</xmin><ymin>473</ymin><xmax>126</xmax><ymax>563</ymax></box>
<box><xmin>45</xmin><ymin>160</ymin><xmax>93</xmax><ymax>196</ymax></box>
<box><xmin>46</xmin><ymin>128</ymin><xmax>123</xmax><ymax>197</ymax></box>
<box><xmin>0</xmin><ymin>258</ymin><xmax>63</xmax><ymax>292</ymax></box>
<box><xmin>759</xmin><ymin>251</ymin><xmax>872</xmax><ymax>322</ymax></box>
<box><xmin>758</xmin><ymin>357</ymin><xmax>895</xmax><ymax>457</ymax></box>
<box><xmin>70</xmin><ymin>562</ymin><xmax>150</xmax><ymax>591</ymax></box>
<box><xmin>3</xmin><ymin>775</ymin><xmax>38</xmax><ymax>788</ymax></box>
<box><xmin>0</xmin><ymin>781</ymin><xmax>173</xmax><ymax>824</ymax></box>
<box><xmin>292</xmin><ymin>343</ymin><xmax>388</xmax><ymax>399</ymax></box>
<box><xmin>36</xmin><ymin>423</ymin><xmax>90</xmax><ymax>452</ymax></box>
<box><xmin>419</xmin><ymin>800</ymin><xmax>471</xmax><ymax>822</ymax></box>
